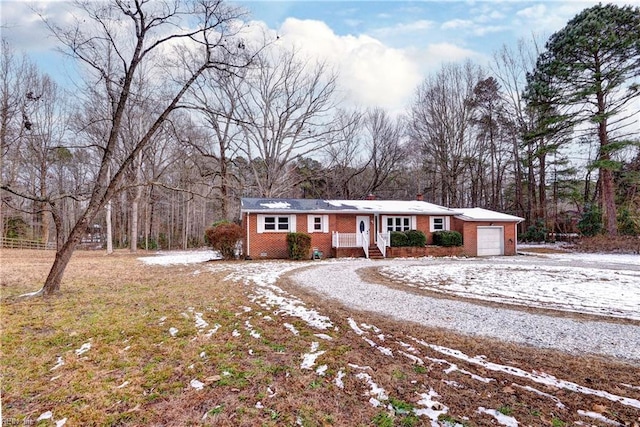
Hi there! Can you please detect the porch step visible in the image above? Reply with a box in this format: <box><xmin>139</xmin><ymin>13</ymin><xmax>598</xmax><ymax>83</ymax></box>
<box><xmin>368</xmin><ymin>246</ymin><xmax>385</xmax><ymax>259</ymax></box>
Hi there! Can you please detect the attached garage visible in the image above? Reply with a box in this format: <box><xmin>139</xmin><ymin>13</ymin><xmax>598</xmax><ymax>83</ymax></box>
<box><xmin>452</xmin><ymin>208</ymin><xmax>524</xmax><ymax>257</ymax></box>
<box><xmin>477</xmin><ymin>226</ymin><xmax>504</xmax><ymax>256</ymax></box>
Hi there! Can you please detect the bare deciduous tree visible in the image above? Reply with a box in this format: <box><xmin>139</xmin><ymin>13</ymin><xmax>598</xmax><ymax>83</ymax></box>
<box><xmin>4</xmin><ymin>0</ymin><xmax>254</xmax><ymax>296</ymax></box>
<box><xmin>238</xmin><ymin>48</ymin><xmax>341</xmax><ymax>197</ymax></box>
<box><xmin>410</xmin><ymin>61</ymin><xmax>483</xmax><ymax>207</ymax></box>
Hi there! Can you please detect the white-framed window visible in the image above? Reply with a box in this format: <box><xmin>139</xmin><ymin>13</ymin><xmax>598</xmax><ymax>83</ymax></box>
<box><xmin>383</xmin><ymin>216</ymin><xmax>416</xmax><ymax>232</ymax></box>
<box><xmin>307</xmin><ymin>215</ymin><xmax>328</xmax><ymax>233</ymax></box>
<box><xmin>430</xmin><ymin>216</ymin><xmax>450</xmax><ymax>232</ymax></box>
<box><xmin>257</xmin><ymin>214</ymin><xmax>296</xmax><ymax>233</ymax></box>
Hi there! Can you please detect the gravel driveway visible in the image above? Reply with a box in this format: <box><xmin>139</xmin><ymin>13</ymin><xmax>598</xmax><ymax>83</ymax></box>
<box><xmin>291</xmin><ymin>257</ymin><xmax>640</xmax><ymax>364</ymax></box>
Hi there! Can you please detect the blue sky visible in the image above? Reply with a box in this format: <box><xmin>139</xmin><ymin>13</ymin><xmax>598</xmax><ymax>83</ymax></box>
<box><xmin>0</xmin><ymin>0</ymin><xmax>632</xmax><ymax>112</ymax></box>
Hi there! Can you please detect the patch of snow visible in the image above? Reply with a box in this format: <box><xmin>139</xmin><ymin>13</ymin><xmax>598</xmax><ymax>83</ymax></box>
<box><xmin>316</xmin><ymin>365</ymin><xmax>328</xmax><ymax>376</ymax></box>
<box><xmin>512</xmin><ymin>383</ymin><xmax>565</xmax><ymax>409</ymax></box>
<box><xmin>414</xmin><ymin>388</ymin><xmax>448</xmax><ymax>424</ymax></box>
<box><xmin>314</xmin><ymin>333</ymin><xmax>333</xmax><ymax>340</ymax></box>
<box><xmin>232</xmin><ymin>329</ymin><xmax>240</xmax><ymax>337</ymax></box>
<box><xmin>355</xmin><ymin>372</ymin><xmax>388</xmax><ymax>402</ymax></box>
<box><xmin>255</xmin><ymin>401</ymin><xmax>264</xmax><ymax>409</ymax></box>
<box><xmin>348</xmin><ymin>363</ymin><xmax>371</xmax><ymax>370</ymax></box>
<box><xmin>169</xmin><ymin>327</ymin><xmax>178</xmax><ymax>337</ymax></box>
<box><xmin>138</xmin><ymin>250</ymin><xmax>220</xmax><ymax>265</ymax></box>
<box><xmin>204</xmin><ymin>324</ymin><xmax>221</xmax><ymax>338</ymax></box>
<box><xmin>335</xmin><ymin>370</ymin><xmax>346</xmax><ymax>389</ymax></box>
<box><xmin>399</xmin><ymin>351</ymin><xmax>423</xmax><ymax>365</ymax></box>
<box><xmin>380</xmin><ymin>263</ymin><xmax>640</xmax><ymax>320</ymax></box>
<box><xmin>621</xmin><ymin>383</ymin><xmax>640</xmax><ymax>391</ymax></box>
<box><xmin>416</xmin><ymin>340</ymin><xmax>640</xmax><ymax>410</ymax></box>
<box><xmin>56</xmin><ymin>418</ymin><xmax>67</xmax><ymax>427</ymax></box>
<box><xmin>222</xmin><ymin>262</ymin><xmax>333</xmax><ymax>330</ymax></box>
<box><xmin>75</xmin><ymin>342</ymin><xmax>91</xmax><ymax>356</ymax></box>
<box><xmin>37</xmin><ymin>411</ymin><xmax>53</xmax><ymax>421</ymax></box>
<box><xmin>477</xmin><ymin>407</ymin><xmax>519</xmax><ymax>426</ymax></box>
<box><xmin>194</xmin><ymin>312</ymin><xmax>208</xmax><ymax>329</ymax></box>
<box><xmin>260</xmin><ymin>201</ymin><xmax>291</xmax><ymax>209</ymax></box>
<box><xmin>116</xmin><ymin>380</ymin><xmax>129</xmax><ymax>389</ymax></box>
<box><xmin>347</xmin><ymin>318</ymin><xmax>365</xmax><ymax>335</ymax></box>
<box><xmin>301</xmin><ymin>342</ymin><xmax>325</xmax><ymax>370</ymax></box>
<box><xmin>190</xmin><ymin>379</ymin><xmax>205</xmax><ymax>390</ymax></box>
<box><xmin>283</xmin><ymin>323</ymin><xmax>299</xmax><ymax>335</ymax></box>
<box><xmin>250</xmin><ymin>330</ymin><xmax>261</xmax><ymax>339</ymax></box>
<box><xmin>577</xmin><ymin>410</ymin><xmax>621</xmax><ymax>425</ymax></box>
<box><xmin>50</xmin><ymin>356</ymin><xmax>64</xmax><ymax>371</ymax></box>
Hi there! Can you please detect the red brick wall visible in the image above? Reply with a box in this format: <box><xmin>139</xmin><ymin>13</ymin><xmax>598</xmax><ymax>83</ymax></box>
<box><xmin>451</xmin><ymin>219</ymin><xmax>518</xmax><ymax>256</ymax></box>
<box><xmin>242</xmin><ymin>212</ymin><xmax>519</xmax><ymax>259</ymax></box>
<box><xmin>386</xmin><ymin>246</ymin><xmax>464</xmax><ymax>258</ymax></box>
<box><xmin>243</xmin><ymin>213</ymin><xmax>336</xmax><ymax>259</ymax></box>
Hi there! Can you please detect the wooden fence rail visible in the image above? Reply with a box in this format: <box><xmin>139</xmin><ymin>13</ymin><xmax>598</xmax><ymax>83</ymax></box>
<box><xmin>0</xmin><ymin>237</ymin><xmax>55</xmax><ymax>250</ymax></box>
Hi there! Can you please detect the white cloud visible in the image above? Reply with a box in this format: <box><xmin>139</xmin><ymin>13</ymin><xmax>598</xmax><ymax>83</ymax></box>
<box><xmin>516</xmin><ymin>4</ymin><xmax>547</xmax><ymax>20</ymax></box>
<box><xmin>441</xmin><ymin>19</ymin><xmax>474</xmax><ymax>30</ymax></box>
<box><xmin>272</xmin><ymin>18</ymin><xmax>423</xmax><ymax>112</ymax></box>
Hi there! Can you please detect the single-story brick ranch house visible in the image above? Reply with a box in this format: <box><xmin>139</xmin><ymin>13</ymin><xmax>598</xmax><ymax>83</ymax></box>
<box><xmin>240</xmin><ymin>196</ymin><xmax>524</xmax><ymax>259</ymax></box>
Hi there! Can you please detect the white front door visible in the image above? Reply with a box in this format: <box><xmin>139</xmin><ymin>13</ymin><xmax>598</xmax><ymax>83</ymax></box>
<box><xmin>356</xmin><ymin>216</ymin><xmax>370</xmax><ymax>246</ymax></box>
<box><xmin>477</xmin><ymin>226</ymin><xmax>504</xmax><ymax>256</ymax></box>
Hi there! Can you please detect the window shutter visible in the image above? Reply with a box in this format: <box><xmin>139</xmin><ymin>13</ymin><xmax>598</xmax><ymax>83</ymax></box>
<box><xmin>290</xmin><ymin>215</ymin><xmax>296</xmax><ymax>232</ymax></box>
<box><xmin>257</xmin><ymin>214</ymin><xmax>265</xmax><ymax>233</ymax></box>
<box><xmin>322</xmin><ymin>215</ymin><xmax>329</xmax><ymax>233</ymax></box>
<box><xmin>445</xmin><ymin>216</ymin><xmax>450</xmax><ymax>230</ymax></box>
<box><xmin>411</xmin><ymin>216</ymin><xmax>417</xmax><ymax>230</ymax></box>
<box><xmin>307</xmin><ymin>215</ymin><xmax>314</xmax><ymax>233</ymax></box>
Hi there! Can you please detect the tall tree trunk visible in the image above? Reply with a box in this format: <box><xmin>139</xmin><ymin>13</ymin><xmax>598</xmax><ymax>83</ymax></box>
<box><xmin>130</xmin><ymin>152</ymin><xmax>142</xmax><ymax>252</ymax></box>
<box><xmin>106</xmin><ymin>200</ymin><xmax>113</xmax><ymax>254</ymax></box>
<box><xmin>597</xmin><ymin>90</ymin><xmax>617</xmax><ymax>236</ymax></box>
<box><xmin>43</xmin><ymin>211</ymin><xmax>92</xmax><ymax>295</ymax></box>
<box><xmin>538</xmin><ymin>146</ymin><xmax>547</xmax><ymax>223</ymax></box>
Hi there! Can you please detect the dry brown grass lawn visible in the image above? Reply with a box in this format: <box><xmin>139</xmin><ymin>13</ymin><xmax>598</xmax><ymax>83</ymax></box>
<box><xmin>1</xmin><ymin>249</ymin><xmax>639</xmax><ymax>426</ymax></box>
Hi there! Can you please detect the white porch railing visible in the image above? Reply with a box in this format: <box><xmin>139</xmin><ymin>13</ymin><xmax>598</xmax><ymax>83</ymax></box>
<box><xmin>332</xmin><ymin>231</ymin><xmax>370</xmax><ymax>258</ymax></box>
<box><xmin>376</xmin><ymin>232</ymin><xmax>389</xmax><ymax>258</ymax></box>
<box><xmin>361</xmin><ymin>231</ymin><xmax>369</xmax><ymax>258</ymax></box>
<box><xmin>332</xmin><ymin>232</ymin><xmax>358</xmax><ymax>248</ymax></box>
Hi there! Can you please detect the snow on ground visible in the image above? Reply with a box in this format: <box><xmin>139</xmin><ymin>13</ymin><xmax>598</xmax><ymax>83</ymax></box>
<box><xmin>138</xmin><ymin>250</ymin><xmax>220</xmax><ymax>265</ymax></box>
<box><xmin>137</xmin><ymin>250</ymin><xmax>640</xmax><ymax>425</ymax></box>
<box><xmin>379</xmin><ymin>261</ymin><xmax>640</xmax><ymax>320</ymax></box>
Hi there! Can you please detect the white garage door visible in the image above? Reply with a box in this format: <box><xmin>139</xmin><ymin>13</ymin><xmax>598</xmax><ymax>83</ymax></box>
<box><xmin>477</xmin><ymin>226</ymin><xmax>504</xmax><ymax>256</ymax></box>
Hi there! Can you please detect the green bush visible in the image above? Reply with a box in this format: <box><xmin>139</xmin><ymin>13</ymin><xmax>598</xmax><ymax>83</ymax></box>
<box><xmin>577</xmin><ymin>204</ymin><xmax>602</xmax><ymax>237</ymax></box>
<box><xmin>205</xmin><ymin>221</ymin><xmax>243</xmax><ymax>260</ymax></box>
<box><xmin>432</xmin><ymin>230</ymin><xmax>463</xmax><ymax>247</ymax></box>
<box><xmin>618</xmin><ymin>207</ymin><xmax>639</xmax><ymax>236</ymax></box>
<box><xmin>286</xmin><ymin>232</ymin><xmax>312</xmax><ymax>260</ymax></box>
<box><xmin>523</xmin><ymin>219</ymin><xmax>548</xmax><ymax>242</ymax></box>
<box><xmin>390</xmin><ymin>231</ymin><xmax>408</xmax><ymax>247</ymax></box>
<box><xmin>405</xmin><ymin>230</ymin><xmax>427</xmax><ymax>247</ymax></box>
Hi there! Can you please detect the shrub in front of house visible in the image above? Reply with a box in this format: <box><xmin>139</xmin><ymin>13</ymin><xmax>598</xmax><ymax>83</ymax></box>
<box><xmin>286</xmin><ymin>232</ymin><xmax>312</xmax><ymax>260</ymax></box>
<box><xmin>390</xmin><ymin>230</ymin><xmax>426</xmax><ymax>247</ymax></box>
<box><xmin>405</xmin><ymin>230</ymin><xmax>427</xmax><ymax>247</ymax></box>
<box><xmin>205</xmin><ymin>221</ymin><xmax>244</xmax><ymax>260</ymax></box>
<box><xmin>390</xmin><ymin>231</ymin><xmax>409</xmax><ymax>247</ymax></box>
<box><xmin>432</xmin><ymin>230</ymin><xmax>463</xmax><ymax>247</ymax></box>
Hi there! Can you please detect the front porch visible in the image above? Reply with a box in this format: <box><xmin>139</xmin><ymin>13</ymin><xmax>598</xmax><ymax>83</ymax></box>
<box><xmin>332</xmin><ymin>231</ymin><xmax>389</xmax><ymax>259</ymax></box>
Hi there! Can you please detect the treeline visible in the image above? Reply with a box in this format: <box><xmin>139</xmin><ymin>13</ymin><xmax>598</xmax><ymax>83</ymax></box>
<box><xmin>1</xmin><ymin>1</ymin><xmax>639</xmax><ymax>257</ymax></box>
